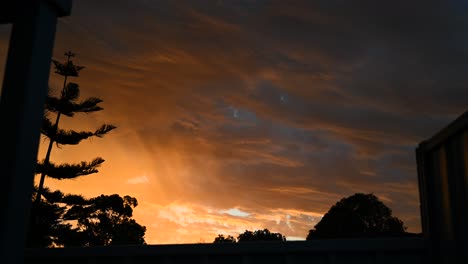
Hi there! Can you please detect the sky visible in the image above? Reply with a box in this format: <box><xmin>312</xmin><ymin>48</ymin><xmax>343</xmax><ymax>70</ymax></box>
<box><xmin>1</xmin><ymin>0</ymin><xmax>467</xmax><ymax>244</ymax></box>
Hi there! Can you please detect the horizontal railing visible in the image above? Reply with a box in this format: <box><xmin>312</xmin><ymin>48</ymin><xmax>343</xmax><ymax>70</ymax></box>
<box><xmin>25</xmin><ymin>237</ymin><xmax>427</xmax><ymax>264</ymax></box>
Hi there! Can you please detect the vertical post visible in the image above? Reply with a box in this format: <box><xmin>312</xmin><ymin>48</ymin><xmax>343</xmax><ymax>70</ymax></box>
<box><xmin>0</xmin><ymin>1</ymin><xmax>61</xmax><ymax>263</ymax></box>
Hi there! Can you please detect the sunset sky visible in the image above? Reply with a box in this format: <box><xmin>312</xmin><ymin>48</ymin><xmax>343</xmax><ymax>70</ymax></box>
<box><xmin>1</xmin><ymin>0</ymin><xmax>467</xmax><ymax>244</ymax></box>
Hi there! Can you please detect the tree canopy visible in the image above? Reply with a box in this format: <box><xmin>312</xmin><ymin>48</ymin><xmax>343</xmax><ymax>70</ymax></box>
<box><xmin>306</xmin><ymin>193</ymin><xmax>407</xmax><ymax>240</ymax></box>
<box><xmin>213</xmin><ymin>234</ymin><xmax>236</xmax><ymax>243</ymax></box>
<box><xmin>27</xmin><ymin>187</ymin><xmax>146</xmax><ymax>247</ymax></box>
<box><xmin>238</xmin><ymin>229</ymin><xmax>286</xmax><ymax>242</ymax></box>
<box><xmin>214</xmin><ymin>229</ymin><xmax>286</xmax><ymax>243</ymax></box>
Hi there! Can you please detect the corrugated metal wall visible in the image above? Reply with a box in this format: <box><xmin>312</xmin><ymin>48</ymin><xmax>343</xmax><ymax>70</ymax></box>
<box><xmin>416</xmin><ymin>111</ymin><xmax>468</xmax><ymax>264</ymax></box>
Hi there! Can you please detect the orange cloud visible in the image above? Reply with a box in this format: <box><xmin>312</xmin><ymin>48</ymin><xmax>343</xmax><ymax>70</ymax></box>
<box><xmin>134</xmin><ymin>201</ymin><xmax>321</xmax><ymax>244</ymax></box>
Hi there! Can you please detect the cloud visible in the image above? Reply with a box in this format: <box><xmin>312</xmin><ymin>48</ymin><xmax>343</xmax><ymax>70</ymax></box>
<box><xmin>127</xmin><ymin>175</ymin><xmax>150</xmax><ymax>184</ymax></box>
<box><xmin>136</xmin><ymin>201</ymin><xmax>321</xmax><ymax>244</ymax></box>
<box><xmin>220</xmin><ymin>208</ymin><xmax>251</xmax><ymax>217</ymax></box>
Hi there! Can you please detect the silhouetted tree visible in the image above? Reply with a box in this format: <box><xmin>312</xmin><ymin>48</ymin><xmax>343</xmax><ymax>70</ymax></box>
<box><xmin>34</xmin><ymin>51</ymin><xmax>116</xmax><ymax>207</ymax></box>
<box><xmin>62</xmin><ymin>194</ymin><xmax>146</xmax><ymax>246</ymax></box>
<box><xmin>27</xmin><ymin>187</ymin><xmax>71</xmax><ymax>247</ymax></box>
<box><xmin>237</xmin><ymin>229</ymin><xmax>286</xmax><ymax>242</ymax></box>
<box><xmin>27</xmin><ymin>187</ymin><xmax>146</xmax><ymax>247</ymax></box>
<box><xmin>213</xmin><ymin>234</ymin><xmax>236</xmax><ymax>243</ymax></box>
<box><xmin>306</xmin><ymin>193</ymin><xmax>407</xmax><ymax>240</ymax></box>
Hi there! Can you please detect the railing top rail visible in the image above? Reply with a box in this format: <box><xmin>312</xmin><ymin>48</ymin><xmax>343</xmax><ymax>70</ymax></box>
<box><xmin>26</xmin><ymin>237</ymin><xmax>426</xmax><ymax>258</ymax></box>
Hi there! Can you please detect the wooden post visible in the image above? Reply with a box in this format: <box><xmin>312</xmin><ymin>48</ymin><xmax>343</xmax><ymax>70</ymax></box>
<box><xmin>0</xmin><ymin>1</ymin><xmax>71</xmax><ymax>263</ymax></box>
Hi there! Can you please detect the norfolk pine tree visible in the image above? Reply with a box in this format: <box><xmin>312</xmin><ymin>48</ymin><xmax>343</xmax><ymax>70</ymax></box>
<box><xmin>34</xmin><ymin>51</ymin><xmax>116</xmax><ymax>208</ymax></box>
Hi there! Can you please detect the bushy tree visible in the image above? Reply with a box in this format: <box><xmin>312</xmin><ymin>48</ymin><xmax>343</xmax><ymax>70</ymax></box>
<box><xmin>27</xmin><ymin>188</ymin><xmax>70</xmax><ymax>248</ymax></box>
<box><xmin>306</xmin><ymin>193</ymin><xmax>407</xmax><ymax>240</ymax></box>
<box><xmin>213</xmin><ymin>234</ymin><xmax>236</xmax><ymax>243</ymax></box>
<box><xmin>62</xmin><ymin>194</ymin><xmax>146</xmax><ymax>246</ymax></box>
<box><xmin>27</xmin><ymin>187</ymin><xmax>146</xmax><ymax>247</ymax></box>
<box><xmin>237</xmin><ymin>229</ymin><xmax>286</xmax><ymax>242</ymax></box>
<box><xmin>34</xmin><ymin>51</ymin><xmax>116</xmax><ymax>206</ymax></box>
<box><xmin>213</xmin><ymin>229</ymin><xmax>286</xmax><ymax>243</ymax></box>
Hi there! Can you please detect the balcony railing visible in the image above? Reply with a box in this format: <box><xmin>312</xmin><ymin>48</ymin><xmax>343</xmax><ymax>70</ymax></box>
<box><xmin>25</xmin><ymin>237</ymin><xmax>427</xmax><ymax>264</ymax></box>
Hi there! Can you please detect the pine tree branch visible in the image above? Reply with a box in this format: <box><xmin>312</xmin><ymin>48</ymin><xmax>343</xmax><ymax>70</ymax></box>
<box><xmin>52</xmin><ymin>59</ymin><xmax>85</xmax><ymax>77</ymax></box>
<box><xmin>54</xmin><ymin>129</ymin><xmax>95</xmax><ymax>145</ymax></box>
<box><xmin>51</xmin><ymin>124</ymin><xmax>116</xmax><ymax>145</ymax></box>
<box><xmin>62</xmin><ymin>82</ymin><xmax>80</xmax><ymax>101</ymax></box>
<box><xmin>45</xmin><ymin>95</ymin><xmax>76</xmax><ymax>117</ymax></box>
<box><xmin>61</xmin><ymin>194</ymin><xmax>89</xmax><ymax>206</ymax></box>
<box><xmin>31</xmin><ymin>185</ymin><xmax>65</xmax><ymax>204</ymax></box>
<box><xmin>43</xmin><ymin>189</ymin><xmax>65</xmax><ymax>203</ymax></box>
<box><xmin>35</xmin><ymin>158</ymin><xmax>105</xmax><ymax>179</ymax></box>
<box><xmin>74</xmin><ymin>97</ymin><xmax>104</xmax><ymax>113</ymax></box>
<box><xmin>45</xmin><ymin>96</ymin><xmax>60</xmax><ymax>112</ymax></box>
<box><xmin>45</xmin><ymin>96</ymin><xmax>104</xmax><ymax>117</ymax></box>
<box><xmin>94</xmin><ymin>124</ymin><xmax>117</xmax><ymax>137</ymax></box>
<box><xmin>40</xmin><ymin>116</ymin><xmax>55</xmax><ymax>138</ymax></box>
<box><xmin>33</xmin><ymin>184</ymin><xmax>90</xmax><ymax>206</ymax></box>
<box><xmin>41</xmin><ymin>120</ymin><xmax>117</xmax><ymax>145</ymax></box>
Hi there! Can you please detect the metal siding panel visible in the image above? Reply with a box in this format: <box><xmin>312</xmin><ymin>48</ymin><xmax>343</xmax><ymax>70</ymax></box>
<box><xmin>429</xmin><ymin>149</ymin><xmax>443</xmax><ymax>241</ymax></box>
<box><xmin>464</xmin><ymin>131</ymin><xmax>468</xmax><ymax>191</ymax></box>
<box><xmin>463</xmin><ymin>131</ymin><xmax>468</xmax><ymax>224</ymax></box>
<box><xmin>445</xmin><ymin>134</ymin><xmax>468</xmax><ymax>242</ymax></box>
<box><xmin>416</xmin><ymin>145</ymin><xmax>431</xmax><ymax>239</ymax></box>
<box><xmin>458</xmin><ymin>131</ymin><xmax>468</xmax><ymax>263</ymax></box>
<box><xmin>433</xmin><ymin>147</ymin><xmax>453</xmax><ymax>240</ymax></box>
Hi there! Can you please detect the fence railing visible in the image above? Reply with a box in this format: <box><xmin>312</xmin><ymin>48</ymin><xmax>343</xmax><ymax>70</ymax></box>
<box><xmin>25</xmin><ymin>237</ymin><xmax>427</xmax><ymax>264</ymax></box>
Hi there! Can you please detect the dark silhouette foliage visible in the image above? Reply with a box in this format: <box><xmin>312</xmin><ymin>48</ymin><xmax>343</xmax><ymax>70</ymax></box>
<box><xmin>237</xmin><ymin>229</ymin><xmax>286</xmax><ymax>242</ymax></box>
<box><xmin>35</xmin><ymin>158</ymin><xmax>105</xmax><ymax>180</ymax></box>
<box><xmin>27</xmin><ymin>51</ymin><xmax>145</xmax><ymax>248</ymax></box>
<box><xmin>27</xmin><ymin>196</ymin><xmax>68</xmax><ymax>248</ymax></box>
<box><xmin>27</xmin><ymin>187</ymin><xmax>146</xmax><ymax>247</ymax></box>
<box><xmin>34</xmin><ymin>51</ymin><xmax>116</xmax><ymax>206</ymax></box>
<box><xmin>213</xmin><ymin>234</ymin><xmax>236</xmax><ymax>243</ymax></box>
<box><xmin>213</xmin><ymin>229</ymin><xmax>286</xmax><ymax>243</ymax></box>
<box><xmin>306</xmin><ymin>193</ymin><xmax>407</xmax><ymax>240</ymax></box>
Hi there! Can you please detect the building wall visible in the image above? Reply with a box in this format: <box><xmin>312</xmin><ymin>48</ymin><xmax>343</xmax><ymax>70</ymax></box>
<box><xmin>416</xmin><ymin>110</ymin><xmax>468</xmax><ymax>264</ymax></box>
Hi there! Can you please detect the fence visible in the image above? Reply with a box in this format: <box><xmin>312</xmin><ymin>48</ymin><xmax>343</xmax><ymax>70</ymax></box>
<box><xmin>25</xmin><ymin>237</ymin><xmax>426</xmax><ymax>264</ymax></box>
